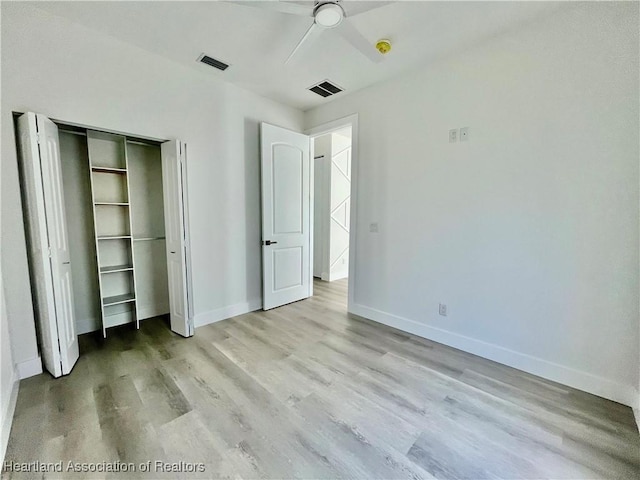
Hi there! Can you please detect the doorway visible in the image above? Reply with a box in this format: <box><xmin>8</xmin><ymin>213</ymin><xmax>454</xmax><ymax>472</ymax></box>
<box><xmin>307</xmin><ymin>114</ymin><xmax>358</xmax><ymax>311</ymax></box>
<box><xmin>312</xmin><ymin>126</ymin><xmax>352</xmax><ymax>282</ymax></box>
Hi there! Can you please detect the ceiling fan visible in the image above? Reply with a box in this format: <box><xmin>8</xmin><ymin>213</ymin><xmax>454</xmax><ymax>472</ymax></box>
<box><xmin>237</xmin><ymin>1</ymin><xmax>392</xmax><ymax>64</ymax></box>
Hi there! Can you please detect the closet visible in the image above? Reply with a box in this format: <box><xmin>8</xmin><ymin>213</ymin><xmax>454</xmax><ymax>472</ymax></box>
<box><xmin>16</xmin><ymin>112</ymin><xmax>193</xmax><ymax>378</ymax></box>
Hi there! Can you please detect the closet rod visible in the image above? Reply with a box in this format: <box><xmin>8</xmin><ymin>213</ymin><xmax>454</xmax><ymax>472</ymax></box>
<box><xmin>126</xmin><ymin>139</ymin><xmax>157</xmax><ymax>147</ymax></box>
<box><xmin>59</xmin><ymin>129</ymin><xmax>87</xmax><ymax>137</ymax></box>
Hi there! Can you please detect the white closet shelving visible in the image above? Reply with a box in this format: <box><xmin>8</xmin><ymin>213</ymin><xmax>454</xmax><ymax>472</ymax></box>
<box><xmin>87</xmin><ymin>131</ymin><xmax>139</xmax><ymax>336</ymax></box>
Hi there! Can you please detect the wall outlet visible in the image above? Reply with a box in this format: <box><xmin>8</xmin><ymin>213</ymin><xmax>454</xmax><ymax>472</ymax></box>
<box><xmin>439</xmin><ymin>303</ymin><xmax>447</xmax><ymax>316</ymax></box>
<box><xmin>460</xmin><ymin>127</ymin><xmax>469</xmax><ymax>142</ymax></box>
<box><xmin>369</xmin><ymin>222</ymin><xmax>379</xmax><ymax>233</ymax></box>
<box><xmin>449</xmin><ymin>129</ymin><xmax>458</xmax><ymax>143</ymax></box>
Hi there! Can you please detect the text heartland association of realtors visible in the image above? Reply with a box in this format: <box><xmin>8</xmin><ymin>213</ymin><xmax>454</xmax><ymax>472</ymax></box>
<box><xmin>3</xmin><ymin>460</ymin><xmax>206</xmax><ymax>473</ymax></box>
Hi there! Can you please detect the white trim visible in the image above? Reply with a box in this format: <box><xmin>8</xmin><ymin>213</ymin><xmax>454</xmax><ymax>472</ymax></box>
<box><xmin>1</xmin><ymin>373</ymin><xmax>19</xmax><ymax>463</ymax></box>
<box><xmin>194</xmin><ymin>299</ymin><xmax>262</xmax><ymax>328</ymax></box>
<box><xmin>16</xmin><ymin>356</ymin><xmax>42</xmax><ymax>379</ymax></box>
<box><xmin>76</xmin><ymin>317</ymin><xmax>100</xmax><ymax>335</ymax></box>
<box><xmin>633</xmin><ymin>407</ymin><xmax>640</xmax><ymax>432</ymax></box>
<box><xmin>306</xmin><ymin>114</ymin><xmax>359</xmax><ymax>312</ymax></box>
<box><xmin>350</xmin><ymin>303</ymin><xmax>639</xmax><ymax>407</ymax></box>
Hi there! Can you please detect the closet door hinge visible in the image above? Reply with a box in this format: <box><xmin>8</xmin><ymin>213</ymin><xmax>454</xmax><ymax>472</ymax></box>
<box><xmin>36</xmin><ymin>133</ymin><xmax>42</xmax><ymax>145</ymax></box>
<box><xmin>47</xmin><ymin>247</ymin><xmax>52</xmax><ymax>258</ymax></box>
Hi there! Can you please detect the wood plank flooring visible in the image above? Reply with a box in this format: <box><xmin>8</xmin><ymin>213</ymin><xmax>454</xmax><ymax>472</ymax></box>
<box><xmin>3</xmin><ymin>279</ymin><xmax>639</xmax><ymax>479</ymax></box>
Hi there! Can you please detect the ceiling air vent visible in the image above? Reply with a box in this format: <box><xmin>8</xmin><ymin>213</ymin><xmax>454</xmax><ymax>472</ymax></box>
<box><xmin>308</xmin><ymin>80</ymin><xmax>343</xmax><ymax>98</ymax></box>
<box><xmin>197</xmin><ymin>53</ymin><xmax>229</xmax><ymax>71</ymax></box>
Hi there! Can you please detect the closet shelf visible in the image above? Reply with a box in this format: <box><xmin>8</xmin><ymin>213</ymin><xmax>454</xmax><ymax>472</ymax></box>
<box><xmin>100</xmin><ymin>264</ymin><xmax>134</xmax><ymax>274</ymax></box>
<box><xmin>94</xmin><ymin>202</ymin><xmax>129</xmax><ymax>206</ymax></box>
<box><xmin>97</xmin><ymin>235</ymin><xmax>132</xmax><ymax>240</ymax></box>
<box><xmin>133</xmin><ymin>236</ymin><xmax>166</xmax><ymax>241</ymax></box>
<box><xmin>91</xmin><ymin>166</ymin><xmax>127</xmax><ymax>174</ymax></box>
<box><xmin>102</xmin><ymin>293</ymin><xmax>135</xmax><ymax>306</ymax></box>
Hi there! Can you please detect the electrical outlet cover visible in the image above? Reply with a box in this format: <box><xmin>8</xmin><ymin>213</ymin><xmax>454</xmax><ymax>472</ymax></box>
<box><xmin>460</xmin><ymin>127</ymin><xmax>469</xmax><ymax>141</ymax></box>
<box><xmin>449</xmin><ymin>129</ymin><xmax>458</xmax><ymax>143</ymax></box>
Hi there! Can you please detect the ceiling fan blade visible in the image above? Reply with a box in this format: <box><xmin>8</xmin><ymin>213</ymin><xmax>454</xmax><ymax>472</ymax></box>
<box><xmin>335</xmin><ymin>20</ymin><xmax>383</xmax><ymax>63</ymax></box>
<box><xmin>285</xmin><ymin>21</ymin><xmax>320</xmax><ymax>64</ymax></box>
<box><xmin>232</xmin><ymin>1</ymin><xmax>311</xmax><ymax>17</ymax></box>
<box><xmin>342</xmin><ymin>1</ymin><xmax>394</xmax><ymax>18</ymax></box>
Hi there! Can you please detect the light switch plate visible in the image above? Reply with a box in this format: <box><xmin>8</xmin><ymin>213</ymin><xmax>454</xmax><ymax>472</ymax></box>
<box><xmin>369</xmin><ymin>222</ymin><xmax>379</xmax><ymax>233</ymax></box>
<box><xmin>449</xmin><ymin>129</ymin><xmax>458</xmax><ymax>143</ymax></box>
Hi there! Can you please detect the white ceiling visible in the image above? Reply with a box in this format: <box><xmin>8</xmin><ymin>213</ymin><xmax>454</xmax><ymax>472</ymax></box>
<box><xmin>32</xmin><ymin>1</ymin><xmax>568</xmax><ymax>111</ymax></box>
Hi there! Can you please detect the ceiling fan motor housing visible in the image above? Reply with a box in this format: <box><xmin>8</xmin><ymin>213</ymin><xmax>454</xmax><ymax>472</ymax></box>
<box><xmin>314</xmin><ymin>2</ymin><xmax>344</xmax><ymax>28</ymax></box>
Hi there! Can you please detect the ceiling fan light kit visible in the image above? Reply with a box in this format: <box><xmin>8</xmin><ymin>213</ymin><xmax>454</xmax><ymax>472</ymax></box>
<box><xmin>314</xmin><ymin>3</ymin><xmax>344</xmax><ymax>28</ymax></box>
<box><xmin>239</xmin><ymin>0</ymin><xmax>391</xmax><ymax>65</ymax></box>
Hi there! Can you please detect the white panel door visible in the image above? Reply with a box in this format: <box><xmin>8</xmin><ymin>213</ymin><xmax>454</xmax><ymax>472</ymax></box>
<box><xmin>261</xmin><ymin>123</ymin><xmax>311</xmax><ymax>310</ymax></box>
<box><xmin>161</xmin><ymin>140</ymin><xmax>193</xmax><ymax>337</ymax></box>
<box><xmin>17</xmin><ymin>112</ymin><xmax>79</xmax><ymax>377</ymax></box>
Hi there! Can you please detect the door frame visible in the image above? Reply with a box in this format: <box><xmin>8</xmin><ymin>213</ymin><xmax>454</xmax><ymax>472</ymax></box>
<box><xmin>305</xmin><ymin>113</ymin><xmax>359</xmax><ymax>312</ymax></box>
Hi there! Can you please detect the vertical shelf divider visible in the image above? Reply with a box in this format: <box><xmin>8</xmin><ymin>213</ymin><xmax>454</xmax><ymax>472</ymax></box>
<box><xmin>87</xmin><ymin>132</ymin><xmax>107</xmax><ymax>338</ymax></box>
<box><xmin>124</xmin><ymin>137</ymin><xmax>140</xmax><ymax>330</ymax></box>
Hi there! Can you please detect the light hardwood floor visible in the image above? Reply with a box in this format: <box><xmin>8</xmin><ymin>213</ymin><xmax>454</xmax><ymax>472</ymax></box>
<box><xmin>3</xmin><ymin>279</ymin><xmax>639</xmax><ymax>479</ymax></box>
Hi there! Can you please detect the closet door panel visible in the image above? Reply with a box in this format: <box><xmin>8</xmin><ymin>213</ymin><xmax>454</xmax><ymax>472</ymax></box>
<box><xmin>17</xmin><ymin>113</ymin><xmax>63</xmax><ymax>377</ymax></box>
<box><xmin>37</xmin><ymin>114</ymin><xmax>80</xmax><ymax>375</ymax></box>
<box><xmin>161</xmin><ymin>140</ymin><xmax>193</xmax><ymax>337</ymax></box>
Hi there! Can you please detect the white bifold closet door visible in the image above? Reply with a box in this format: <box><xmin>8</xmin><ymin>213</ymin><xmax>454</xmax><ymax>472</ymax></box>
<box><xmin>260</xmin><ymin>123</ymin><xmax>312</xmax><ymax>310</ymax></box>
<box><xmin>161</xmin><ymin>140</ymin><xmax>194</xmax><ymax>337</ymax></box>
<box><xmin>17</xmin><ymin>112</ymin><xmax>79</xmax><ymax>377</ymax></box>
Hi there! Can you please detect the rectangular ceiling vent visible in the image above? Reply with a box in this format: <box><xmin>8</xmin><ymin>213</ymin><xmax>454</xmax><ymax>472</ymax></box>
<box><xmin>197</xmin><ymin>53</ymin><xmax>229</xmax><ymax>71</ymax></box>
<box><xmin>308</xmin><ymin>80</ymin><xmax>343</xmax><ymax>98</ymax></box>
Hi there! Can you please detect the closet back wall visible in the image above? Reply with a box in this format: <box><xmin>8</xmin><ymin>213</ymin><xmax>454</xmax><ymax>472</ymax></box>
<box><xmin>59</xmin><ymin>132</ymin><xmax>100</xmax><ymax>335</ymax></box>
<box><xmin>1</xmin><ymin>3</ymin><xmax>304</xmax><ymax>372</ymax></box>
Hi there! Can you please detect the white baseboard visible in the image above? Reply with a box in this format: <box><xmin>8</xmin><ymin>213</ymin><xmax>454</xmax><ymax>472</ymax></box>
<box><xmin>350</xmin><ymin>303</ymin><xmax>638</xmax><ymax>408</ymax></box>
<box><xmin>1</xmin><ymin>371</ymin><xmax>19</xmax><ymax>462</ymax></box>
<box><xmin>138</xmin><ymin>304</ymin><xmax>170</xmax><ymax>321</ymax></box>
<box><xmin>76</xmin><ymin>306</ymin><xmax>171</xmax><ymax>335</ymax></box>
<box><xmin>194</xmin><ymin>298</ymin><xmax>262</xmax><ymax>328</ymax></box>
<box><xmin>329</xmin><ymin>269</ymin><xmax>348</xmax><ymax>282</ymax></box>
<box><xmin>16</xmin><ymin>356</ymin><xmax>42</xmax><ymax>379</ymax></box>
<box><xmin>76</xmin><ymin>316</ymin><xmax>99</xmax><ymax>335</ymax></box>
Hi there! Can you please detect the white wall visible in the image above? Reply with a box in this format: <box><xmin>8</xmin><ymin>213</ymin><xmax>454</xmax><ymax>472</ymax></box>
<box><xmin>306</xmin><ymin>1</ymin><xmax>639</xmax><ymax>406</ymax></box>
<box><xmin>1</xmin><ymin>3</ymin><xmax>303</xmax><ymax>371</ymax></box>
<box><xmin>0</xmin><ymin>277</ymin><xmax>19</xmax><ymax>462</ymax></box>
